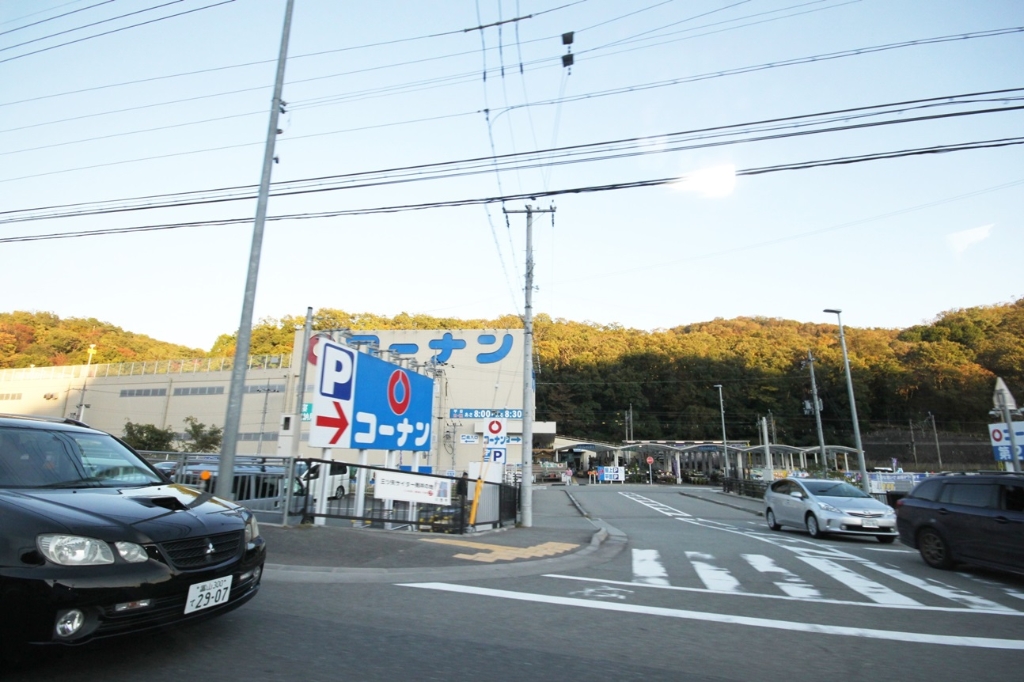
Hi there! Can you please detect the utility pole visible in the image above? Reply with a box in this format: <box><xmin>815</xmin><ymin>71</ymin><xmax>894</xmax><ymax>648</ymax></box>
<box><xmin>504</xmin><ymin>203</ymin><xmax>555</xmax><ymax>528</ymax></box>
<box><xmin>255</xmin><ymin>380</ymin><xmax>281</xmax><ymax>456</ymax></box>
<box><xmin>928</xmin><ymin>412</ymin><xmax>943</xmax><ymax>470</ymax></box>
<box><xmin>908</xmin><ymin>419</ymin><xmax>918</xmax><ymax>466</ymax></box>
<box><xmin>218</xmin><ymin>0</ymin><xmax>295</xmax><ymax>500</ymax></box>
<box><xmin>75</xmin><ymin>344</ymin><xmax>97</xmax><ymax>422</ymax></box>
<box><xmin>806</xmin><ymin>351</ymin><xmax>828</xmax><ymax>470</ymax></box>
<box><xmin>992</xmin><ymin>378</ymin><xmax>1022</xmax><ymax>472</ymax></box>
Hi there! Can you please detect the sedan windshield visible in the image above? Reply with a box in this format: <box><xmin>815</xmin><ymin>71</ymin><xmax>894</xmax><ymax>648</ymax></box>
<box><xmin>0</xmin><ymin>427</ymin><xmax>161</xmax><ymax>489</ymax></box>
<box><xmin>803</xmin><ymin>481</ymin><xmax>871</xmax><ymax>498</ymax></box>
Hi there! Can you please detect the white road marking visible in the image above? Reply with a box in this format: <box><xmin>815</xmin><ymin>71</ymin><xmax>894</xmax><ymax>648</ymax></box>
<box><xmin>632</xmin><ymin>549</ymin><xmax>670</xmax><ymax>586</ymax></box>
<box><xmin>743</xmin><ymin>554</ymin><xmax>821</xmax><ymax>598</ymax></box>
<box><xmin>543</xmin><ymin>575</ymin><xmax>1024</xmax><ymax>616</ymax></box>
<box><xmin>568</xmin><ymin>586</ymin><xmax>634</xmax><ymax>600</ymax></box>
<box><xmin>860</xmin><ymin>562</ymin><xmax>1015</xmax><ymax>612</ymax></box>
<box><xmin>619</xmin><ymin>492</ymin><xmax>692</xmax><ymax>518</ymax></box>
<box><xmin>797</xmin><ymin>556</ymin><xmax>921</xmax><ymax>605</ymax></box>
<box><xmin>403</xmin><ymin>582</ymin><xmax>1024</xmax><ymax>650</ymax></box>
<box><xmin>686</xmin><ymin>551</ymin><xmax>742</xmax><ymax>592</ymax></box>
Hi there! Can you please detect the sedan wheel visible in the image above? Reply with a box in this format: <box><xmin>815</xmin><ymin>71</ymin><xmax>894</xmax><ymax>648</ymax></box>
<box><xmin>805</xmin><ymin>513</ymin><xmax>822</xmax><ymax>538</ymax></box>
<box><xmin>766</xmin><ymin>509</ymin><xmax>781</xmax><ymax>531</ymax></box>
<box><xmin>917</xmin><ymin>528</ymin><xmax>953</xmax><ymax>569</ymax></box>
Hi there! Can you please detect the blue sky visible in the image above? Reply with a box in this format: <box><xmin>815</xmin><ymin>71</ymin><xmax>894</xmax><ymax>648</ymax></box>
<box><xmin>2</xmin><ymin>0</ymin><xmax>1022</xmax><ymax>350</ymax></box>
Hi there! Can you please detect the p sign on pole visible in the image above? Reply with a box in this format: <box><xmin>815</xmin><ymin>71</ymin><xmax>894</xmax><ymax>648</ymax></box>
<box><xmin>309</xmin><ymin>341</ymin><xmax>357</xmax><ymax>448</ymax></box>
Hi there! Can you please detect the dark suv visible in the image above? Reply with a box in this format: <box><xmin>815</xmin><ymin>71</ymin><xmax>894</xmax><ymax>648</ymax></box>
<box><xmin>896</xmin><ymin>472</ymin><xmax>1024</xmax><ymax>575</ymax></box>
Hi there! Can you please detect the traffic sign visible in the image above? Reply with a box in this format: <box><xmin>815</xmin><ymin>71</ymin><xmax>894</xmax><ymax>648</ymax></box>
<box><xmin>646</xmin><ymin>456</ymin><xmax>654</xmax><ymax>465</ymax></box>
<box><xmin>309</xmin><ymin>340</ymin><xmax>434</xmax><ymax>450</ymax></box>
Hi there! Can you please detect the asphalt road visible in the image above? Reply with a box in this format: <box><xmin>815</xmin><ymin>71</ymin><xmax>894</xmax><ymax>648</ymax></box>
<box><xmin>6</xmin><ymin>485</ymin><xmax>1024</xmax><ymax>681</ymax></box>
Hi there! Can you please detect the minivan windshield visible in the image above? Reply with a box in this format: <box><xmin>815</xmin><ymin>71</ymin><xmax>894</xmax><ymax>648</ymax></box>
<box><xmin>0</xmin><ymin>427</ymin><xmax>161</xmax><ymax>489</ymax></box>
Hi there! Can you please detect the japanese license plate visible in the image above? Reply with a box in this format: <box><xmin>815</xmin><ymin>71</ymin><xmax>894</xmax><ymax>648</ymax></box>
<box><xmin>184</xmin><ymin>576</ymin><xmax>232</xmax><ymax>614</ymax></box>
<box><xmin>862</xmin><ymin>519</ymin><xmax>878</xmax><ymax>528</ymax></box>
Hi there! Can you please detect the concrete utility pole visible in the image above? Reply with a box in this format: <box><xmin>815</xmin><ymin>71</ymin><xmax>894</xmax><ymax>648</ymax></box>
<box><xmin>504</xmin><ymin>204</ymin><xmax>555</xmax><ymax>528</ymax></box>
<box><xmin>824</xmin><ymin>309</ymin><xmax>870</xmax><ymax>495</ymax></box>
<box><xmin>75</xmin><ymin>344</ymin><xmax>97</xmax><ymax>422</ymax></box>
<box><xmin>928</xmin><ymin>412</ymin><xmax>943</xmax><ymax>470</ymax></box>
<box><xmin>806</xmin><ymin>350</ymin><xmax>828</xmax><ymax>470</ymax></box>
<box><xmin>993</xmin><ymin>378</ymin><xmax>1022</xmax><ymax>472</ymax></box>
<box><xmin>714</xmin><ymin>385</ymin><xmax>729</xmax><ymax>477</ymax></box>
<box><xmin>218</xmin><ymin>0</ymin><xmax>295</xmax><ymax>500</ymax></box>
<box><xmin>908</xmin><ymin>419</ymin><xmax>918</xmax><ymax>466</ymax></box>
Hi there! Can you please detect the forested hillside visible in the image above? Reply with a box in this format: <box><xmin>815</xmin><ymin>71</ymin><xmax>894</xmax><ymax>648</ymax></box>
<box><xmin>4</xmin><ymin>300</ymin><xmax>1022</xmax><ymax>460</ymax></box>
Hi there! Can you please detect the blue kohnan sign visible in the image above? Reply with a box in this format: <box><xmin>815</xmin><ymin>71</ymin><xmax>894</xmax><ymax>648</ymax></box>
<box><xmin>309</xmin><ymin>340</ymin><xmax>434</xmax><ymax>451</ymax></box>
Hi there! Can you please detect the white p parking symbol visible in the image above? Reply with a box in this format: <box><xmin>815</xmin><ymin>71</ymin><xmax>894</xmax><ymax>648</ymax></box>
<box><xmin>320</xmin><ymin>343</ymin><xmax>355</xmax><ymax>400</ymax></box>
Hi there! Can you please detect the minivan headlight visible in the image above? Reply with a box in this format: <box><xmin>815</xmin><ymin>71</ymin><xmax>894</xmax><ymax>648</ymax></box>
<box><xmin>38</xmin><ymin>534</ymin><xmax>114</xmax><ymax>566</ymax></box>
<box><xmin>817</xmin><ymin>501</ymin><xmax>843</xmax><ymax>515</ymax></box>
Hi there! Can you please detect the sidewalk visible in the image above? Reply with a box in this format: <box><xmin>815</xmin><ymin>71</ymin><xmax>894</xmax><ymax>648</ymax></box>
<box><xmin>260</xmin><ymin>486</ymin><xmax>623</xmax><ymax>583</ymax></box>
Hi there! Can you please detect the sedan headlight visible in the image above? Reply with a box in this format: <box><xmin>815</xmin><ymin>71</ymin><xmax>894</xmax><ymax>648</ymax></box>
<box><xmin>816</xmin><ymin>501</ymin><xmax>843</xmax><ymax>515</ymax></box>
<box><xmin>115</xmin><ymin>541</ymin><xmax>149</xmax><ymax>563</ymax></box>
<box><xmin>244</xmin><ymin>514</ymin><xmax>260</xmax><ymax>544</ymax></box>
<box><xmin>38</xmin><ymin>534</ymin><xmax>114</xmax><ymax>566</ymax></box>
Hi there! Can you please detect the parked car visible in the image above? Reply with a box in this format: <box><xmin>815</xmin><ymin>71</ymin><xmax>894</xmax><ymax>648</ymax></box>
<box><xmin>764</xmin><ymin>477</ymin><xmax>898</xmax><ymax>543</ymax></box>
<box><xmin>0</xmin><ymin>414</ymin><xmax>266</xmax><ymax>657</ymax></box>
<box><xmin>896</xmin><ymin>472</ymin><xmax>1024</xmax><ymax>575</ymax></box>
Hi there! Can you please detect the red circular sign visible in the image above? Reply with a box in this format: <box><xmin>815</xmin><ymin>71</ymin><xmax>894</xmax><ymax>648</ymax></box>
<box><xmin>488</xmin><ymin>420</ymin><xmax>503</xmax><ymax>434</ymax></box>
<box><xmin>387</xmin><ymin>370</ymin><xmax>411</xmax><ymax>415</ymax></box>
<box><xmin>646</xmin><ymin>456</ymin><xmax>654</xmax><ymax>464</ymax></box>
<box><xmin>993</xmin><ymin>428</ymin><xmax>1004</xmax><ymax>442</ymax></box>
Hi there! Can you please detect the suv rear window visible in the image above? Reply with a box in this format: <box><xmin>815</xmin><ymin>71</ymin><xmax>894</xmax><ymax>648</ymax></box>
<box><xmin>1002</xmin><ymin>484</ymin><xmax>1024</xmax><ymax>512</ymax></box>
<box><xmin>939</xmin><ymin>482</ymin><xmax>997</xmax><ymax>508</ymax></box>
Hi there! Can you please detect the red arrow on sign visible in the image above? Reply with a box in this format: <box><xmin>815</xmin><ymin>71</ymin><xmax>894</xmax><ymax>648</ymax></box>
<box><xmin>316</xmin><ymin>401</ymin><xmax>349</xmax><ymax>445</ymax></box>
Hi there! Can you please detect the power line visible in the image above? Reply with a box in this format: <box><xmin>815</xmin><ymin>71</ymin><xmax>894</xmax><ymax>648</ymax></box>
<box><xmin>0</xmin><ymin>0</ymin><xmax>115</xmax><ymax>38</ymax></box>
<box><xmin>3</xmin><ymin>136</ymin><xmax>1020</xmax><ymax>244</ymax></box>
<box><xmin>3</xmin><ymin>87</ymin><xmax>1020</xmax><ymax>217</ymax></box>
<box><xmin>0</xmin><ymin>1</ymin><xmax>184</xmax><ymax>54</ymax></box>
<box><xmin>0</xmin><ymin>0</ymin><xmax>236</xmax><ymax>66</ymax></box>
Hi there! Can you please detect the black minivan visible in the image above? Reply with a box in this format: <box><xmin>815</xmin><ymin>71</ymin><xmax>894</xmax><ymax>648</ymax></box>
<box><xmin>896</xmin><ymin>472</ymin><xmax>1024</xmax><ymax>575</ymax></box>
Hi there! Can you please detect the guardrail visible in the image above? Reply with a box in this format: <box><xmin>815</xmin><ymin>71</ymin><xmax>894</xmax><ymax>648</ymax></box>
<box><xmin>722</xmin><ymin>477</ymin><xmax>767</xmax><ymax>499</ymax></box>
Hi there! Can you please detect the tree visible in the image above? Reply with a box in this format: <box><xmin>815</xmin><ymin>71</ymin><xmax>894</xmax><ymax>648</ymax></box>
<box><xmin>122</xmin><ymin>422</ymin><xmax>177</xmax><ymax>452</ymax></box>
<box><xmin>178</xmin><ymin>416</ymin><xmax>223</xmax><ymax>453</ymax></box>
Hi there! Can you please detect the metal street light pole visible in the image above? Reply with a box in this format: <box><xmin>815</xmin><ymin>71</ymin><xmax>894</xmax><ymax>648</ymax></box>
<box><xmin>928</xmin><ymin>411</ymin><xmax>943</xmax><ymax>470</ymax></box>
<box><xmin>714</xmin><ymin>384</ymin><xmax>729</xmax><ymax>478</ymax></box>
<box><xmin>993</xmin><ymin>378</ymin><xmax>1021</xmax><ymax>472</ymax></box>
<box><xmin>824</xmin><ymin>309</ymin><xmax>870</xmax><ymax>495</ymax></box>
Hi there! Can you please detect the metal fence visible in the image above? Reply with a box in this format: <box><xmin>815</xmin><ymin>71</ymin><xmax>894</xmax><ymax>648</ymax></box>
<box><xmin>293</xmin><ymin>458</ymin><xmax>518</xmax><ymax>533</ymax></box>
<box><xmin>722</xmin><ymin>477</ymin><xmax>768</xmax><ymax>499</ymax></box>
<box><xmin>140</xmin><ymin>452</ymin><xmax>519</xmax><ymax>533</ymax></box>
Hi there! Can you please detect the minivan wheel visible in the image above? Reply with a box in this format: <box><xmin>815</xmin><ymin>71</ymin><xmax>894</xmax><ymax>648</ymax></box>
<box><xmin>917</xmin><ymin>528</ymin><xmax>953</xmax><ymax>569</ymax></box>
<box><xmin>806</xmin><ymin>513</ymin><xmax>822</xmax><ymax>538</ymax></box>
<box><xmin>766</xmin><ymin>509</ymin><xmax>781</xmax><ymax>531</ymax></box>
<box><xmin>334</xmin><ymin>485</ymin><xmax>346</xmax><ymax>499</ymax></box>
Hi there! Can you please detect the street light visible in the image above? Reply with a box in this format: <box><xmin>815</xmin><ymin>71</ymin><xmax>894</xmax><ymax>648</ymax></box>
<box><xmin>713</xmin><ymin>384</ymin><xmax>730</xmax><ymax>478</ymax></box>
<box><xmin>823</xmin><ymin>309</ymin><xmax>870</xmax><ymax>495</ymax></box>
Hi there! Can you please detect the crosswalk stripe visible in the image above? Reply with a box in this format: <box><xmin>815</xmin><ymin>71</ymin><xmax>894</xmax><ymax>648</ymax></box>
<box><xmin>632</xmin><ymin>549</ymin><xmax>670</xmax><ymax>586</ymax></box>
<box><xmin>743</xmin><ymin>554</ymin><xmax>822</xmax><ymax>598</ymax></box>
<box><xmin>859</xmin><ymin>561</ymin><xmax>1015</xmax><ymax>612</ymax></box>
<box><xmin>406</xmin><ymin>583</ymin><xmax>1024</xmax><ymax>650</ymax></box>
<box><xmin>687</xmin><ymin>551</ymin><xmax>742</xmax><ymax>592</ymax></box>
<box><xmin>798</xmin><ymin>556</ymin><xmax>921</xmax><ymax>605</ymax></box>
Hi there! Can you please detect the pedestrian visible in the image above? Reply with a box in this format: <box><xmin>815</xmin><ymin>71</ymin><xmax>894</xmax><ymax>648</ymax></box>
<box><xmin>566</xmin><ymin>466</ymin><xmax>574</xmax><ymax>485</ymax></box>
<box><xmin>456</xmin><ymin>471</ymin><xmax>469</xmax><ymax>500</ymax></box>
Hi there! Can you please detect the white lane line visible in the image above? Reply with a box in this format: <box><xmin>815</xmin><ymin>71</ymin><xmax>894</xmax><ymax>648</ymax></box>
<box><xmin>632</xmin><ymin>549</ymin><xmax>670</xmax><ymax>586</ymax></box>
<box><xmin>860</xmin><ymin>562</ymin><xmax>1015</xmax><ymax>612</ymax></box>
<box><xmin>403</xmin><ymin>582</ymin><xmax>1024</xmax><ymax>650</ymax></box>
<box><xmin>743</xmin><ymin>554</ymin><xmax>821</xmax><ymax>599</ymax></box>
<box><xmin>798</xmin><ymin>556</ymin><xmax>921</xmax><ymax>606</ymax></box>
<box><xmin>542</xmin><ymin>575</ymin><xmax>1024</xmax><ymax>616</ymax></box>
<box><xmin>686</xmin><ymin>552</ymin><xmax>742</xmax><ymax>593</ymax></box>
<box><xmin>619</xmin><ymin>492</ymin><xmax>692</xmax><ymax>518</ymax></box>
